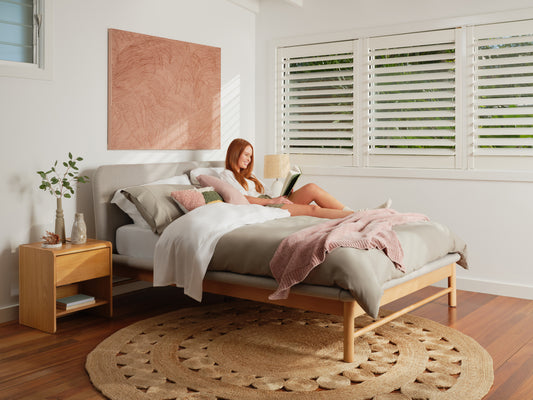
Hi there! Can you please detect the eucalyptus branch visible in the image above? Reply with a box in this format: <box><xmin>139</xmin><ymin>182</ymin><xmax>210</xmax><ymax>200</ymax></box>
<box><xmin>37</xmin><ymin>153</ymin><xmax>90</xmax><ymax>199</ymax></box>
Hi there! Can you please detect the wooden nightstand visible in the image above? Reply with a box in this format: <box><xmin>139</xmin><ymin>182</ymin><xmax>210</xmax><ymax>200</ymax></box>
<box><xmin>19</xmin><ymin>239</ymin><xmax>113</xmax><ymax>333</ymax></box>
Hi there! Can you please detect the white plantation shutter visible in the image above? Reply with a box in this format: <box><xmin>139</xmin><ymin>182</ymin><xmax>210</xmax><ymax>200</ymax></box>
<box><xmin>276</xmin><ymin>41</ymin><xmax>356</xmax><ymax>166</ymax></box>
<box><xmin>472</xmin><ymin>20</ymin><xmax>533</xmax><ymax>170</ymax></box>
<box><xmin>367</xmin><ymin>30</ymin><xmax>458</xmax><ymax>168</ymax></box>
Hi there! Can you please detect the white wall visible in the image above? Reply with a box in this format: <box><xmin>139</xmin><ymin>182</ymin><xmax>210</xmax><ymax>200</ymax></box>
<box><xmin>255</xmin><ymin>0</ymin><xmax>533</xmax><ymax>299</ymax></box>
<box><xmin>0</xmin><ymin>0</ymin><xmax>256</xmax><ymax>322</ymax></box>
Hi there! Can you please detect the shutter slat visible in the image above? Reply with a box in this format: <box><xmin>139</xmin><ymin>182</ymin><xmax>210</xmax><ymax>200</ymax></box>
<box><xmin>475</xmin><ymin>86</ymin><xmax>533</xmax><ymax>96</ymax></box>
<box><xmin>287</xmin><ymin>105</ymin><xmax>353</xmax><ymax>113</ymax></box>
<box><xmin>372</xmin><ymin>120</ymin><xmax>454</xmax><ymax>128</ymax></box>
<box><xmin>286</xmin><ymin>122</ymin><xmax>354</xmax><ymax>129</ymax></box>
<box><xmin>282</xmin><ymin>88</ymin><xmax>353</xmax><ymax>97</ymax></box>
<box><xmin>371</xmin><ymin>129</ymin><xmax>455</xmax><ymax>137</ymax></box>
<box><xmin>474</xmin><ymin>127</ymin><xmax>533</xmax><ymax>135</ymax></box>
<box><xmin>283</xmin><ymin>147</ymin><xmax>354</xmax><ymax>155</ymax></box>
<box><xmin>477</xmin><ymin>44</ymin><xmax>533</xmax><ymax>57</ymax></box>
<box><xmin>372</xmin><ymin>101</ymin><xmax>454</xmax><ymax>110</ymax></box>
<box><xmin>372</xmin><ymin>52</ymin><xmax>455</xmax><ymax>66</ymax></box>
<box><xmin>476</xmin><ymin>138</ymin><xmax>533</xmax><ymax>146</ymax></box>
<box><xmin>286</xmin><ymin>114</ymin><xmax>353</xmax><ymax>122</ymax></box>
<box><xmin>372</xmin><ymin>138</ymin><xmax>455</xmax><ymax>146</ymax></box>
<box><xmin>287</xmin><ymin>62</ymin><xmax>354</xmax><ymax>73</ymax></box>
<box><xmin>285</xmin><ymin>131</ymin><xmax>353</xmax><ymax>138</ymax></box>
<box><xmin>476</xmin><ymin>76</ymin><xmax>533</xmax><ymax>86</ymax></box>
<box><xmin>371</xmin><ymin>91</ymin><xmax>455</xmax><ymax>101</ymax></box>
<box><xmin>371</xmin><ymin>61</ymin><xmax>455</xmax><ymax>75</ymax></box>
<box><xmin>476</xmin><ymin>107</ymin><xmax>533</xmax><ymax>116</ymax></box>
<box><xmin>371</xmin><ymin>42</ymin><xmax>455</xmax><ymax>57</ymax></box>
<box><xmin>286</xmin><ymin>70</ymin><xmax>355</xmax><ymax>80</ymax></box>
<box><xmin>475</xmin><ymin>97</ymin><xmax>533</xmax><ymax>106</ymax></box>
<box><xmin>371</xmin><ymin>71</ymin><xmax>455</xmax><ymax>84</ymax></box>
<box><xmin>373</xmin><ymin>110</ymin><xmax>455</xmax><ymax>118</ymax></box>
<box><xmin>370</xmin><ymin>148</ymin><xmax>455</xmax><ymax>155</ymax></box>
<box><xmin>371</xmin><ymin>81</ymin><xmax>455</xmax><ymax>93</ymax></box>
<box><xmin>476</xmin><ymin>65</ymin><xmax>533</xmax><ymax>76</ymax></box>
<box><xmin>475</xmin><ymin>117</ymin><xmax>533</xmax><ymax>126</ymax></box>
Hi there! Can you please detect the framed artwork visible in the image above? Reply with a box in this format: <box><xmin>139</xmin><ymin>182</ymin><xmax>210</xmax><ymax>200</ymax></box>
<box><xmin>108</xmin><ymin>29</ymin><xmax>221</xmax><ymax>150</ymax></box>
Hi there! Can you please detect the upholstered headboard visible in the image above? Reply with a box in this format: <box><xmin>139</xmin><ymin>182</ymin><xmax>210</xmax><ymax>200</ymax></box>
<box><xmin>92</xmin><ymin>161</ymin><xmax>224</xmax><ymax>252</ymax></box>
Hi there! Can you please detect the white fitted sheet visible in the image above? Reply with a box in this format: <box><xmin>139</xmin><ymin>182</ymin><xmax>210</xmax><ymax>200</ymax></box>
<box><xmin>116</xmin><ymin>224</ymin><xmax>160</xmax><ymax>259</ymax></box>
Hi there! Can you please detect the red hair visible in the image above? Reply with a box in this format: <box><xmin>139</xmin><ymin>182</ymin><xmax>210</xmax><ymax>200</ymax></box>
<box><xmin>225</xmin><ymin>138</ymin><xmax>264</xmax><ymax>193</ymax></box>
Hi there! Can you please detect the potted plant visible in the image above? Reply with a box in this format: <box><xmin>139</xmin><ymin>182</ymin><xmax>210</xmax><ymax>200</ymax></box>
<box><xmin>37</xmin><ymin>153</ymin><xmax>90</xmax><ymax>243</ymax></box>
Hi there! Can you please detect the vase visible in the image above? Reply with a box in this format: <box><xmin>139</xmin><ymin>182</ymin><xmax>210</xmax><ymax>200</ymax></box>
<box><xmin>71</xmin><ymin>213</ymin><xmax>87</xmax><ymax>244</ymax></box>
<box><xmin>55</xmin><ymin>197</ymin><xmax>66</xmax><ymax>244</ymax></box>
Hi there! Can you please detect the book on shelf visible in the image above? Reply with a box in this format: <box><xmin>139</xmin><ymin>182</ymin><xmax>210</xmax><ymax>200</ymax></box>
<box><xmin>56</xmin><ymin>294</ymin><xmax>95</xmax><ymax>310</ymax></box>
<box><xmin>280</xmin><ymin>165</ymin><xmax>302</xmax><ymax>197</ymax></box>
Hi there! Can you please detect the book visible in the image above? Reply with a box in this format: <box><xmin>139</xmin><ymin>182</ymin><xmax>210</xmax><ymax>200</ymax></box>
<box><xmin>280</xmin><ymin>165</ymin><xmax>302</xmax><ymax>197</ymax></box>
<box><xmin>56</xmin><ymin>294</ymin><xmax>95</xmax><ymax>310</ymax></box>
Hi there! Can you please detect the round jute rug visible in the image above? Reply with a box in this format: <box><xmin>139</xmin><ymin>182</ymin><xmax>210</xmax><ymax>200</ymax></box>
<box><xmin>86</xmin><ymin>301</ymin><xmax>493</xmax><ymax>400</ymax></box>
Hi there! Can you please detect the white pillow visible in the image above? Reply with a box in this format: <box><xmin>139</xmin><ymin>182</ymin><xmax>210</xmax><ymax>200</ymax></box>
<box><xmin>189</xmin><ymin>167</ymin><xmax>225</xmax><ymax>185</ymax></box>
<box><xmin>111</xmin><ymin>174</ymin><xmax>191</xmax><ymax>229</ymax></box>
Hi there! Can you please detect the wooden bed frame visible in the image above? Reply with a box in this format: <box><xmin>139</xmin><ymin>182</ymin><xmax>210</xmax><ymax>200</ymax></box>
<box><xmin>93</xmin><ymin>161</ymin><xmax>458</xmax><ymax>363</ymax></box>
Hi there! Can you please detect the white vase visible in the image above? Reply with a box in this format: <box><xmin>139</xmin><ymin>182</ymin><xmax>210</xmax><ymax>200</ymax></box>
<box><xmin>71</xmin><ymin>213</ymin><xmax>87</xmax><ymax>244</ymax></box>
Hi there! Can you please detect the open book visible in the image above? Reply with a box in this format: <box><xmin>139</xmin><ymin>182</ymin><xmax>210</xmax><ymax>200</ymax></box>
<box><xmin>280</xmin><ymin>165</ymin><xmax>301</xmax><ymax>197</ymax></box>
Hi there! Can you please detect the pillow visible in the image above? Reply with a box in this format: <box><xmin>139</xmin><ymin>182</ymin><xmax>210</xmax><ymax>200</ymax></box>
<box><xmin>189</xmin><ymin>167</ymin><xmax>225</xmax><ymax>185</ymax></box>
<box><xmin>171</xmin><ymin>187</ymin><xmax>224</xmax><ymax>213</ymax></box>
<box><xmin>197</xmin><ymin>174</ymin><xmax>249</xmax><ymax>205</ymax></box>
<box><xmin>111</xmin><ymin>189</ymin><xmax>151</xmax><ymax>229</ymax></box>
<box><xmin>111</xmin><ymin>174</ymin><xmax>191</xmax><ymax>228</ymax></box>
<box><xmin>120</xmin><ymin>184</ymin><xmax>195</xmax><ymax>234</ymax></box>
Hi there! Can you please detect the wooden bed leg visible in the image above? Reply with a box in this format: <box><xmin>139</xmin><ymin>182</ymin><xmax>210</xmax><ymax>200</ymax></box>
<box><xmin>448</xmin><ymin>263</ymin><xmax>457</xmax><ymax>308</ymax></box>
<box><xmin>343</xmin><ymin>302</ymin><xmax>356</xmax><ymax>363</ymax></box>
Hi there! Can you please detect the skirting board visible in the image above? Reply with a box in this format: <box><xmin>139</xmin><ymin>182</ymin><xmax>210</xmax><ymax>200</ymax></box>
<box><xmin>436</xmin><ymin>277</ymin><xmax>533</xmax><ymax>301</ymax></box>
<box><xmin>1</xmin><ymin>278</ymin><xmax>531</xmax><ymax>325</ymax></box>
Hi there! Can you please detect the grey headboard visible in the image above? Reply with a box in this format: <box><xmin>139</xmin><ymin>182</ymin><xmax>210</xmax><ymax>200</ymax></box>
<box><xmin>92</xmin><ymin>161</ymin><xmax>224</xmax><ymax>251</ymax></box>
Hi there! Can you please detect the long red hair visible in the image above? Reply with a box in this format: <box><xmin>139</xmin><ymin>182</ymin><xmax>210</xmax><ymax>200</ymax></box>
<box><xmin>225</xmin><ymin>138</ymin><xmax>264</xmax><ymax>193</ymax></box>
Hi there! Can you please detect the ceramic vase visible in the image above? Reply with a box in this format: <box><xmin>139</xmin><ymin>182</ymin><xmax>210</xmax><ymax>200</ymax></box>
<box><xmin>71</xmin><ymin>212</ymin><xmax>87</xmax><ymax>244</ymax></box>
<box><xmin>55</xmin><ymin>197</ymin><xmax>66</xmax><ymax>243</ymax></box>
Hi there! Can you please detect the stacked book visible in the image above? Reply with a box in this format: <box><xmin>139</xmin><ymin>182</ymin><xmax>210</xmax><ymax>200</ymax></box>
<box><xmin>56</xmin><ymin>294</ymin><xmax>95</xmax><ymax>310</ymax></box>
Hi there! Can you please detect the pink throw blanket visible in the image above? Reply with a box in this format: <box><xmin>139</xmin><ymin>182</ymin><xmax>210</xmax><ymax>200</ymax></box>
<box><xmin>268</xmin><ymin>208</ymin><xmax>429</xmax><ymax>300</ymax></box>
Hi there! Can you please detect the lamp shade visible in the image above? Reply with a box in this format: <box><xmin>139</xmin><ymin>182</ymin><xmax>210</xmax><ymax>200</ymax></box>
<box><xmin>264</xmin><ymin>154</ymin><xmax>290</xmax><ymax>179</ymax></box>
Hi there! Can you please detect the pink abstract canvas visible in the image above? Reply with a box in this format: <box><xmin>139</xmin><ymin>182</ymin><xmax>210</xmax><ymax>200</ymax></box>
<box><xmin>108</xmin><ymin>29</ymin><xmax>221</xmax><ymax>150</ymax></box>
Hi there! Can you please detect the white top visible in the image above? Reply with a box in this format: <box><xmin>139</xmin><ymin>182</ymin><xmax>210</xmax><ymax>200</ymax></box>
<box><xmin>219</xmin><ymin>169</ymin><xmax>272</xmax><ymax>198</ymax></box>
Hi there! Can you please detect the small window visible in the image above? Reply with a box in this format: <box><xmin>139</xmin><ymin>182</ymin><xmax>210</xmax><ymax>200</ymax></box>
<box><xmin>0</xmin><ymin>0</ymin><xmax>51</xmax><ymax>80</ymax></box>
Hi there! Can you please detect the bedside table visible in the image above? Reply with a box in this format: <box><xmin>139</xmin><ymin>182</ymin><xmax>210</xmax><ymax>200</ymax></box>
<box><xmin>19</xmin><ymin>239</ymin><xmax>113</xmax><ymax>333</ymax></box>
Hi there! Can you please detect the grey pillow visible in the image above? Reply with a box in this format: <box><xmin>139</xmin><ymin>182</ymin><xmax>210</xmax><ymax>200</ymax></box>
<box><xmin>121</xmin><ymin>184</ymin><xmax>195</xmax><ymax>234</ymax></box>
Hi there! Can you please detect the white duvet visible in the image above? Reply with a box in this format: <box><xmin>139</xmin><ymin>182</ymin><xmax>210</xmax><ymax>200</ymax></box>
<box><xmin>154</xmin><ymin>202</ymin><xmax>290</xmax><ymax>301</ymax></box>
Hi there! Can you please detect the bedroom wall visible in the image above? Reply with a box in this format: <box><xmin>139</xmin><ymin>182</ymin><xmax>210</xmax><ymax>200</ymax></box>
<box><xmin>255</xmin><ymin>0</ymin><xmax>533</xmax><ymax>300</ymax></box>
<box><xmin>0</xmin><ymin>0</ymin><xmax>256</xmax><ymax>322</ymax></box>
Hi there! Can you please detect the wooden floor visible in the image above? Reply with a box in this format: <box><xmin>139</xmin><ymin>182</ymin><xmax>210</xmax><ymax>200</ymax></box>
<box><xmin>0</xmin><ymin>286</ymin><xmax>531</xmax><ymax>400</ymax></box>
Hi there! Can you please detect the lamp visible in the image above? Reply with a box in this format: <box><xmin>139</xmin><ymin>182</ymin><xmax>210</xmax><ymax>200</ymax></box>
<box><xmin>264</xmin><ymin>154</ymin><xmax>290</xmax><ymax>197</ymax></box>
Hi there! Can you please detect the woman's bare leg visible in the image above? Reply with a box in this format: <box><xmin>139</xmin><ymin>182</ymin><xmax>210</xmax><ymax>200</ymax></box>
<box><xmin>282</xmin><ymin>203</ymin><xmax>352</xmax><ymax>219</ymax></box>
<box><xmin>288</xmin><ymin>183</ymin><xmax>346</xmax><ymax>209</ymax></box>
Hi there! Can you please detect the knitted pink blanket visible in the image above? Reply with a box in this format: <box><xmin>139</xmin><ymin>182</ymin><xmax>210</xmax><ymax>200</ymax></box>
<box><xmin>268</xmin><ymin>208</ymin><xmax>429</xmax><ymax>300</ymax></box>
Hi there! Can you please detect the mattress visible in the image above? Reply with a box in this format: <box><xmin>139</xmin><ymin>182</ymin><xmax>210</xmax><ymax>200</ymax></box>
<box><xmin>116</xmin><ymin>224</ymin><xmax>159</xmax><ymax>259</ymax></box>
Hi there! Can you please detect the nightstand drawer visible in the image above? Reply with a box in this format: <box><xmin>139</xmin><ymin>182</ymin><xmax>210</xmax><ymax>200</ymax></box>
<box><xmin>56</xmin><ymin>248</ymin><xmax>110</xmax><ymax>286</ymax></box>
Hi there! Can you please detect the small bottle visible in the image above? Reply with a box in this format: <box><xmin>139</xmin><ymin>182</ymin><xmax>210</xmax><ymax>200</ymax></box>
<box><xmin>71</xmin><ymin>213</ymin><xmax>87</xmax><ymax>244</ymax></box>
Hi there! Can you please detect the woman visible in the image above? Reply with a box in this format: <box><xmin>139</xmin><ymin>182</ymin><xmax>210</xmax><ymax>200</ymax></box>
<box><xmin>220</xmin><ymin>138</ymin><xmax>390</xmax><ymax>219</ymax></box>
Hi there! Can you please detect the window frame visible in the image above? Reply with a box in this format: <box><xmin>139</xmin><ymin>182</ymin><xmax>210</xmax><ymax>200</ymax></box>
<box><xmin>272</xmin><ymin>8</ymin><xmax>533</xmax><ymax>182</ymax></box>
<box><xmin>0</xmin><ymin>0</ymin><xmax>52</xmax><ymax>80</ymax></box>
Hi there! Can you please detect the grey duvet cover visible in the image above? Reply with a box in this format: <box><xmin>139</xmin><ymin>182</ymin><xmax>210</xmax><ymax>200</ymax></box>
<box><xmin>209</xmin><ymin>216</ymin><xmax>467</xmax><ymax>318</ymax></box>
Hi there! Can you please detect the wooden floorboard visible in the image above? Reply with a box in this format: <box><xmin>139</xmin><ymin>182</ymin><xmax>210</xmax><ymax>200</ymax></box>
<box><xmin>0</xmin><ymin>286</ymin><xmax>531</xmax><ymax>400</ymax></box>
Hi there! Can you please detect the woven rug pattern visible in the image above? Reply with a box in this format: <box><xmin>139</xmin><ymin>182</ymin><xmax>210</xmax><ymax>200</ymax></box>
<box><xmin>86</xmin><ymin>301</ymin><xmax>493</xmax><ymax>399</ymax></box>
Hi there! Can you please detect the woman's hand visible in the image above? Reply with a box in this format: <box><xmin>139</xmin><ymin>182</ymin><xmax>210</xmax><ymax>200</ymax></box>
<box><xmin>270</xmin><ymin>196</ymin><xmax>293</xmax><ymax>205</ymax></box>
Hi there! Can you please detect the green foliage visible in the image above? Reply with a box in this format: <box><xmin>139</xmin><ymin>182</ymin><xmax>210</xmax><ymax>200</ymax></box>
<box><xmin>37</xmin><ymin>153</ymin><xmax>90</xmax><ymax>199</ymax></box>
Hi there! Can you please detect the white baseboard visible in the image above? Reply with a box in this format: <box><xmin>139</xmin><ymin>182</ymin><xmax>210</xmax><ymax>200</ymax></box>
<box><xmin>0</xmin><ymin>304</ymin><xmax>19</xmax><ymax>325</ymax></box>
<box><xmin>456</xmin><ymin>277</ymin><xmax>533</xmax><ymax>300</ymax></box>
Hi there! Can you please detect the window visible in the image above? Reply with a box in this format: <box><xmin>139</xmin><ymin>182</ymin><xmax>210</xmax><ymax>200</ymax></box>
<box><xmin>367</xmin><ymin>30</ymin><xmax>458</xmax><ymax>169</ymax></box>
<box><xmin>0</xmin><ymin>0</ymin><xmax>51</xmax><ymax>80</ymax></box>
<box><xmin>276</xmin><ymin>41</ymin><xmax>356</xmax><ymax>167</ymax></box>
<box><xmin>276</xmin><ymin>19</ymin><xmax>533</xmax><ymax>173</ymax></box>
<box><xmin>472</xmin><ymin>19</ymin><xmax>533</xmax><ymax>171</ymax></box>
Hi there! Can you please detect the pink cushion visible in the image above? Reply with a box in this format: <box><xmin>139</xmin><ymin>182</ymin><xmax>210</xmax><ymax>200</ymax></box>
<box><xmin>197</xmin><ymin>175</ymin><xmax>249</xmax><ymax>205</ymax></box>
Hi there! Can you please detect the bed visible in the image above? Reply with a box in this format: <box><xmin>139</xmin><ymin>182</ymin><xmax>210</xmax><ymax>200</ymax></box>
<box><xmin>93</xmin><ymin>161</ymin><xmax>467</xmax><ymax>363</ymax></box>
